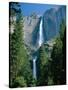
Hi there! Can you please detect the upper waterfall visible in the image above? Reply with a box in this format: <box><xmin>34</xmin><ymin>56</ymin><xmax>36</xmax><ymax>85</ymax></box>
<box><xmin>38</xmin><ymin>18</ymin><xmax>43</xmax><ymax>47</ymax></box>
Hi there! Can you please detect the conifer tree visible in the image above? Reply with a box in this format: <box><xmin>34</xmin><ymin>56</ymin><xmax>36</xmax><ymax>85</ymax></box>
<box><xmin>51</xmin><ymin>20</ymin><xmax>66</xmax><ymax>84</ymax></box>
<box><xmin>37</xmin><ymin>45</ymin><xmax>48</xmax><ymax>86</ymax></box>
<box><xmin>9</xmin><ymin>2</ymin><xmax>32</xmax><ymax>87</ymax></box>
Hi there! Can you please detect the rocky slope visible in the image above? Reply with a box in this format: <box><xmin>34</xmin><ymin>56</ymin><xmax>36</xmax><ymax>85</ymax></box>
<box><xmin>23</xmin><ymin>6</ymin><xmax>66</xmax><ymax>52</ymax></box>
<box><xmin>43</xmin><ymin>6</ymin><xmax>66</xmax><ymax>41</ymax></box>
<box><xmin>23</xmin><ymin>16</ymin><xmax>40</xmax><ymax>51</ymax></box>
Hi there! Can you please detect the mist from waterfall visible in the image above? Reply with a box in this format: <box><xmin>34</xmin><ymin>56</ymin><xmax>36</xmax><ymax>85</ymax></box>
<box><xmin>38</xmin><ymin>18</ymin><xmax>43</xmax><ymax>47</ymax></box>
<box><xmin>33</xmin><ymin>56</ymin><xmax>37</xmax><ymax>79</ymax></box>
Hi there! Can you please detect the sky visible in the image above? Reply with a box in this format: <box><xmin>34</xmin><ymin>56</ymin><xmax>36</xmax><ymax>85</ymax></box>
<box><xmin>20</xmin><ymin>2</ymin><xmax>62</xmax><ymax>16</ymax></box>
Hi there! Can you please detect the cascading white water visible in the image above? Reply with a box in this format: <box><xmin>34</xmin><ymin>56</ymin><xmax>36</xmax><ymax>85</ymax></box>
<box><xmin>32</xmin><ymin>18</ymin><xmax>43</xmax><ymax>79</ymax></box>
<box><xmin>38</xmin><ymin>18</ymin><xmax>43</xmax><ymax>47</ymax></box>
<box><xmin>33</xmin><ymin>57</ymin><xmax>37</xmax><ymax>79</ymax></box>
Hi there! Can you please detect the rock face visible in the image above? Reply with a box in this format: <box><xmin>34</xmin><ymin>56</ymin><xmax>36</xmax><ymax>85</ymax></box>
<box><xmin>43</xmin><ymin>6</ymin><xmax>66</xmax><ymax>41</ymax></box>
<box><xmin>23</xmin><ymin>6</ymin><xmax>66</xmax><ymax>51</ymax></box>
<box><xmin>23</xmin><ymin>16</ymin><xmax>40</xmax><ymax>51</ymax></box>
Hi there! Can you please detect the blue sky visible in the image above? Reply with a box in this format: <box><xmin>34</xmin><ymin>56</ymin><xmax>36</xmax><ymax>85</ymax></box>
<box><xmin>20</xmin><ymin>3</ymin><xmax>62</xmax><ymax>16</ymax></box>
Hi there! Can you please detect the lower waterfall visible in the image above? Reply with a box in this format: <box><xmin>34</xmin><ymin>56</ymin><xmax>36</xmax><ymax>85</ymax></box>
<box><xmin>33</xmin><ymin>56</ymin><xmax>37</xmax><ymax>79</ymax></box>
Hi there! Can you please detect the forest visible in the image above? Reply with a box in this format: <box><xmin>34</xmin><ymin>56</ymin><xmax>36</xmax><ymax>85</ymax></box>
<box><xmin>9</xmin><ymin>2</ymin><xmax>66</xmax><ymax>87</ymax></box>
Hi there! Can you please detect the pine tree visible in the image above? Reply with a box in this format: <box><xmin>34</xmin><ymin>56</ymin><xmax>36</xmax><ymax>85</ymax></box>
<box><xmin>9</xmin><ymin>2</ymin><xmax>32</xmax><ymax>87</ymax></box>
<box><xmin>9</xmin><ymin>2</ymin><xmax>21</xmax><ymax>87</ymax></box>
<box><xmin>37</xmin><ymin>45</ymin><xmax>48</xmax><ymax>86</ymax></box>
<box><xmin>51</xmin><ymin>20</ymin><xmax>66</xmax><ymax>85</ymax></box>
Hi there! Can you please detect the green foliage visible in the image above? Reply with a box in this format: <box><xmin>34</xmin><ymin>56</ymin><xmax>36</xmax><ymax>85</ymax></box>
<box><xmin>14</xmin><ymin>76</ymin><xmax>27</xmax><ymax>87</ymax></box>
<box><xmin>59</xmin><ymin>20</ymin><xmax>66</xmax><ymax>41</ymax></box>
<box><xmin>37</xmin><ymin>45</ymin><xmax>49</xmax><ymax>86</ymax></box>
<box><xmin>39</xmin><ymin>45</ymin><xmax>48</xmax><ymax>65</ymax></box>
<box><xmin>9</xmin><ymin>3</ymin><xmax>66</xmax><ymax>87</ymax></box>
<box><xmin>19</xmin><ymin>59</ymin><xmax>33</xmax><ymax>87</ymax></box>
<box><xmin>51</xmin><ymin>38</ymin><xmax>63</xmax><ymax>84</ymax></box>
<box><xmin>50</xmin><ymin>20</ymin><xmax>66</xmax><ymax>85</ymax></box>
<box><xmin>30</xmin><ymin>79</ymin><xmax>37</xmax><ymax>87</ymax></box>
<box><xmin>9</xmin><ymin>2</ymin><xmax>32</xmax><ymax>87</ymax></box>
<box><xmin>10</xmin><ymin>11</ymin><xmax>23</xmax><ymax>87</ymax></box>
<box><xmin>51</xmin><ymin>38</ymin><xmax>63</xmax><ymax>60</ymax></box>
<box><xmin>9</xmin><ymin>2</ymin><xmax>21</xmax><ymax>16</ymax></box>
<box><xmin>48</xmin><ymin>77</ymin><xmax>54</xmax><ymax>85</ymax></box>
<box><xmin>37</xmin><ymin>20</ymin><xmax>66</xmax><ymax>86</ymax></box>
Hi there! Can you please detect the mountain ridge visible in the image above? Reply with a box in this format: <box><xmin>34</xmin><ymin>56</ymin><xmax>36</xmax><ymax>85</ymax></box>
<box><xmin>23</xmin><ymin>6</ymin><xmax>66</xmax><ymax>52</ymax></box>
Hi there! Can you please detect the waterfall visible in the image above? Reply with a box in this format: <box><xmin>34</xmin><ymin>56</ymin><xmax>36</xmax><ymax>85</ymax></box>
<box><xmin>33</xmin><ymin>56</ymin><xmax>37</xmax><ymax>79</ymax></box>
<box><xmin>38</xmin><ymin>18</ymin><xmax>43</xmax><ymax>47</ymax></box>
<box><xmin>32</xmin><ymin>18</ymin><xmax>43</xmax><ymax>79</ymax></box>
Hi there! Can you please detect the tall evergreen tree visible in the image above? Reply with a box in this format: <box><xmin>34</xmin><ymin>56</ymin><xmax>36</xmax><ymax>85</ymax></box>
<box><xmin>37</xmin><ymin>45</ymin><xmax>48</xmax><ymax>86</ymax></box>
<box><xmin>9</xmin><ymin>2</ymin><xmax>32</xmax><ymax>87</ymax></box>
<box><xmin>50</xmin><ymin>20</ymin><xmax>66</xmax><ymax>85</ymax></box>
<box><xmin>9</xmin><ymin>2</ymin><xmax>21</xmax><ymax>87</ymax></box>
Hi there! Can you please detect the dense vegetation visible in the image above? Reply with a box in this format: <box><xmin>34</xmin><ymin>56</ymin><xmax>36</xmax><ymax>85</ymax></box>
<box><xmin>9</xmin><ymin>2</ymin><xmax>66</xmax><ymax>87</ymax></box>
<box><xmin>37</xmin><ymin>45</ymin><xmax>49</xmax><ymax>86</ymax></box>
<box><xmin>9</xmin><ymin>2</ymin><xmax>33</xmax><ymax>87</ymax></box>
<box><xmin>50</xmin><ymin>20</ymin><xmax>66</xmax><ymax>85</ymax></box>
<box><xmin>37</xmin><ymin>20</ymin><xmax>66</xmax><ymax>85</ymax></box>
